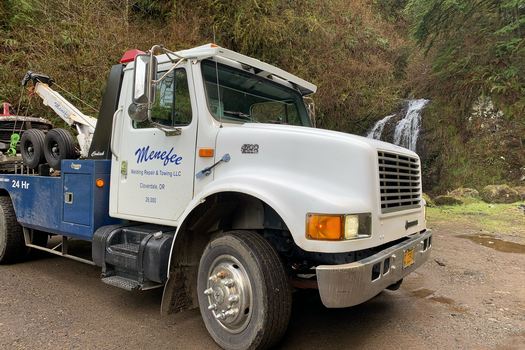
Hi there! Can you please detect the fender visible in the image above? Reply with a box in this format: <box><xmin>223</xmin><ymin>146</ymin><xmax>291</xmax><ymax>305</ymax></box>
<box><xmin>160</xmin><ymin>172</ymin><xmax>368</xmax><ymax>314</ymax></box>
<box><xmin>167</xmin><ymin>173</ymin><xmax>370</xmax><ymax>276</ymax></box>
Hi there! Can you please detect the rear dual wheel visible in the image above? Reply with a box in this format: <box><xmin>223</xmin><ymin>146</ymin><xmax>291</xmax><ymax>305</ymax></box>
<box><xmin>20</xmin><ymin>129</ymin><xmax>46</xmax><ymax>169</ymax></box>
<box><xmin>20</xmin><ymin>128</ymin><xmax>76</xmax><ymax>170</ymax></box>
<box><xmin>44</xmin><ymin>128</ymin><xmax>76</xmax><ymax>170</ymax></box>
<box><xmin>0</xmin><ymin>197</ymin><xmax>48</xmax><ymax>264</ymax></box>
<box><xmin>0</xmin><ymin>197</ymin><xmax>26</xmax><ymax>264</ymax></box>
<box><xmin>198</xmin><ymin>231</ymin><xmax>291</xmax><ymax>350</ymax></box>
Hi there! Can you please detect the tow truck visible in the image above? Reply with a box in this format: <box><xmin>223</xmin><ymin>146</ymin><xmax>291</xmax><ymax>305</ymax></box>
<box><xmin>0</xmin><ymin>44</ymin><xmax>432</xmax><ymax>350</ymax></box>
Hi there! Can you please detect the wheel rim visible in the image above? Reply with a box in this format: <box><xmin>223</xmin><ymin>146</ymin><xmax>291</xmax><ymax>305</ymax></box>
<box><xmin>51</xmin><ymin>142</ymin><xmax>60</xmax><ymax>158</ymax></box>
<box><xmin>204</xmin><ymin>254</ymin><xmax>253</xmax><ymax>334</ymax></box>
<box><xmin>25</xmin><ymin>141</ymin><xmax>34</xmax><ymax>158</ymax></box>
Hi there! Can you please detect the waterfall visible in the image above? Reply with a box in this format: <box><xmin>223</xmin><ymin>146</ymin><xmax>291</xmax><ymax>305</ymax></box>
<box><xmin>393</xmin><ymin>99</ymin><xmax>429</xmax><ymax>151</ymax></box>
<box><xmin>366</xmin><ymin>114</ymin><xmax>395</xmax><ymax>139</ymax></box>
<box><xmin>367</xmin><ymin>99</ymin><xmax>429</xmax><ymax>152</ymax></box>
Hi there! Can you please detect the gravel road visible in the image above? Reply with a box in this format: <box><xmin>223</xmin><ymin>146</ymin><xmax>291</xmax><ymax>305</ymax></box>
<box><xmin>1</xmin><ymin>220</ymin><xmax>524</xmax><ymax>350</ymax></box>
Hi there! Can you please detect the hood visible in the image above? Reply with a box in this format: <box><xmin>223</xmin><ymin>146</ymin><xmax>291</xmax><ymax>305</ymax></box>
<box><xmin>240</xmin><ymin>123</ymin><xmax>419</xmax><ymax>158</ymax></box>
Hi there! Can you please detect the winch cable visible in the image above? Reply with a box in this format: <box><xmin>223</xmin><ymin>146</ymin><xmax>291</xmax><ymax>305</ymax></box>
<box><xmin>7</xmin><ymin>86</ymin><xmax>29</xmax><ymax>156</ymax></box>
<box><xmin>12</xmin><ymin>85</ymin><xmax>25</xmax><ymax>134</ymax></box>
<box><xmin>52</xmin><ymin>81</ymin><xmax>98</xmax><ymax>113</ymax></box>
<box><xmin>9</xmin><ymin>80</ymin><xmax>97</xmax><ymax>156</ymax></box>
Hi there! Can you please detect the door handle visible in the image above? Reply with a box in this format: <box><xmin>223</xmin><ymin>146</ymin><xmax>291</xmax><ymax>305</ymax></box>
<box><xmin>64</xmin><ymin>192</ymin><xmax>73</xmax><ymax>204</ymax></box>
<box><xmin>196</xmin><ymin>153</ymin><xmax>231</xmax><ymax>179</ymax></box>
<box><xmin>110</xmin><ymin>107</ymin><xmax>123</xmax><ymax>160</ymax></box>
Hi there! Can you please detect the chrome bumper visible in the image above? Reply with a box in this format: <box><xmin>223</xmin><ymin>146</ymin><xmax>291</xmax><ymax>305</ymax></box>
<box><xmin>316</xmin><ymin>230</ymin><xmax>432</xmax><ymax>308</ymax></box>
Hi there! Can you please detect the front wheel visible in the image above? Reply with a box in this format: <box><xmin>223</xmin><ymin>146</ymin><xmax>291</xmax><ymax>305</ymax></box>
<box><xmin>197</xmin><ymin>231</ymin><xmax>291</xmax><ymax>350</ymax></box>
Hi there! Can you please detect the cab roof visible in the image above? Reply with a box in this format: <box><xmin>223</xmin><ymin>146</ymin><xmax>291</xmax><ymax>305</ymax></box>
<box><xmin>159</xmin><ymin>43</ymin><xmax>317</xmax><ymax>96</ymax></box>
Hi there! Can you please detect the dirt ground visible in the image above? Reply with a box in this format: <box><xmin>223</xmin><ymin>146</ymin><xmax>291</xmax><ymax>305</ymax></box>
<box><xmin>0</xmin><ymin>213</ymin><xmax>524</xmax><ymax>349</ymax></box>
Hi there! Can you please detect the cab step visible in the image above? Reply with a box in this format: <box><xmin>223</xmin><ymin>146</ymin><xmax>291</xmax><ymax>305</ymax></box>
<box><xmin>93</xmin><ymin>223</ymin><xmax>175</xmax><ymax>291</ymax></box>
<box><xmin>101</xmin><ymin>275</ymin><xmax>162</xmax><ymax>291</ymax></box>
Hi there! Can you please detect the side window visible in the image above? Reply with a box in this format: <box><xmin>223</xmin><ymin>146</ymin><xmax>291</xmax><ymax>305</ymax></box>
<box><xmin>134</xmin><ymin>68</ymin><xmax>192</xmax><ymax>128</ymax></box>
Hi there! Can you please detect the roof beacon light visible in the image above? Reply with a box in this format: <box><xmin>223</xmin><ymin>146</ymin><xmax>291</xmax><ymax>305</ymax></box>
<box><xmin>120</xmin><ymin>49</ymin><xmax>146</xmax><ymax>64</ymax></box>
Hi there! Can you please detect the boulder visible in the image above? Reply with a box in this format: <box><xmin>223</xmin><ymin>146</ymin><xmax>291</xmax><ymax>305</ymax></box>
<box><xmin>422</xmin><ymin>193</ymin><xmax>435</xmax><ymax>207</ymax></box>
<box><xmin>480</xmin><ymin>185</ymin><xmax>520</xmax><ymax>204</ymax></box>
<box><xmin>449</xmin><ymin>187</ymin><xmax>479</xmax><ymax>198</ymax></box>
<box><xmin>513</xmin><ymin>186</ymin><xmax>525</xmax><ymax>201</ymax></box>
<box><xmin>434</xmin><ymin>195</ymin><xmax>463</xmax><ymax>206</ymax></box>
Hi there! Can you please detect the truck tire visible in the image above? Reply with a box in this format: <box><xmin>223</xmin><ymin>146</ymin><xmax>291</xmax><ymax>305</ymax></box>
<box><xmin>197</xmin><ymin>231</ymin><xmax>291</xmax><ymax>350</ymax></box>
<box><xmin>44</xmin><ymin>128</ymin><xmax>76</xmax><ymax>170</ymax></box>
<box><xmin>20</xmin><ymin>129</ymin><xmax>46</xmax><ymax>169</ymax></box>
<box><xmin>0</xmin><ymin>197</ymin><xmax>26</xmax><ymax>264</ymax></box>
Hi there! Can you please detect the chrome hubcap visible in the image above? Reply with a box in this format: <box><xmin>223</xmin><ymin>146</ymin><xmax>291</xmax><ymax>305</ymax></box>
<box><xmin>51</xmin><ymin>144</ymin><xmax>59</xmax><ymax>157</ymax></box>
<box><xmin>204</xmin><ymin>255</ymin><xmax>252</xmax><ymax>333</ymax></box>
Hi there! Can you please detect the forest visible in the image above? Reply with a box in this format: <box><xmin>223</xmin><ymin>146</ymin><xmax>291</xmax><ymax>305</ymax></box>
<box><xmin>0</xmin><ymin>0</ymin><xmax>523</xmax><ymax>192</ymax></box>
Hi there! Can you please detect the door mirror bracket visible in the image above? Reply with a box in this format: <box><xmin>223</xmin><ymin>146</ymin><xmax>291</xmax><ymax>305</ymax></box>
<box><xmin>154</xmin><ymin>125</ymin><xmax>182</xmax><ymax>137</ymax></box>
<box><xmin>130</xmin><ymin>45</ymin><xmax>186</xmax><ymax>134</ymax></box>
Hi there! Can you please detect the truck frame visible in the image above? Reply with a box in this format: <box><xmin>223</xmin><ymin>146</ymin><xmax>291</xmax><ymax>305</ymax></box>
<box><xmin>0</xmin><ymin>44</ymin><xmax>432</xmax><ymax>350</ymax></box>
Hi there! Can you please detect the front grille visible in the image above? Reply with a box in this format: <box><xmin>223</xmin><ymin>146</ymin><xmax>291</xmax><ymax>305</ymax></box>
<box><xmin>378</xmin><ymin>151</ymin><xmax>421</xmax><ymax>213</ymax></box>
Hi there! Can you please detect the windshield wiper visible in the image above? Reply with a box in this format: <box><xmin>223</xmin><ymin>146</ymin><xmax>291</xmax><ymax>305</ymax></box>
<box><xmin>223</xmin><ymin>110</ymin><xmax>251</xmax><ymax>120</ymax></box>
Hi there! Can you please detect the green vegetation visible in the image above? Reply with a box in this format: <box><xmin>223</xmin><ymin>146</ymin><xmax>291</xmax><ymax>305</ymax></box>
<box><xmin>0</xmin><ymin>0</ymin><xmax>523</xmax><ymax>191</ymax></box>
<box><xmin>427</xmin><ymin>201</ymin><xmax>525</xmax><ymax>237</ymax></box>
<box><xmin>405</xmin><ymin>0</ymin><xmax>525</xmax><ymax>190</ymax></box>
<box><xmin>0</xmin><ymin>0</ymin><xmax>408</xmax><ymax>134</ymax></box>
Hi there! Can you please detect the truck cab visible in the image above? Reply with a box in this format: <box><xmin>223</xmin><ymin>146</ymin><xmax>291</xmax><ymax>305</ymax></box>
<box><xmin>110</xmin><ymin>44</ymin><xmax>317</xmax><ymax>224</ymax></box>
<box><xmin>0</xmin><ymin>44</ymin><xmax>431</xmax><ymax>350</ymax></box>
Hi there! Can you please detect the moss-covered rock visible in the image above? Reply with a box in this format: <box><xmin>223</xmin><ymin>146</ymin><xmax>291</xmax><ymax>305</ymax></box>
<box><xmin>422</xmin><ymin>193</ymin><xmax>435</xmax><ymax>207</ymax></box>
<box><xmin>480</xmin><ymin>185</ymin><xmax>520</xmax><ymax>204</ymax></box>
<box><xmin>449</xmin><ymin>187</ymin><xmax>479</xmax><ymax>198</ymax></box>
<box><xmin>434</xmin><ymin>195</ymin><xmax>463</xmax><ymax>206</ymax></box>
<box><xmin>514</xmin><ymin>186</ymin><xmax>525</xmax><ymax>201</ymax></box>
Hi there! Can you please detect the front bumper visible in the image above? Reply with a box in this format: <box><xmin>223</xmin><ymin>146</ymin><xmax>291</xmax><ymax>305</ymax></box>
<box><xmin>316</xmin><ymin>230</ymin><xmax>432</xmax><ymax>308</ymax></box>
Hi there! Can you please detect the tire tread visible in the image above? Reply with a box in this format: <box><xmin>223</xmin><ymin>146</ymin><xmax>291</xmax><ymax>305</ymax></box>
<box><xmin>20</xmin><ymin>128</ymin><xmax>46</xmax><ymax>169</ymax></box>
<box><xmin>0</xmin><ymin>196</ymin><xmax>26</xmax><ymax>264</ymax></box>
<box><xmin>218</xmin><ymin>230</ymin><xmax>291</xmax><ymax>350</ymax></box>
<box><xmin>44</xmin><ymin>128</ymin><xmax>76</xmax><ymax>169</ymax></box>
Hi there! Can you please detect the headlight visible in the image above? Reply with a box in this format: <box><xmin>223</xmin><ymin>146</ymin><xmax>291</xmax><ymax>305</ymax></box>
<box><xmin>306</xmin><ymin>213</ymin><xmax>371</xmax><ymax>241</ymax></box>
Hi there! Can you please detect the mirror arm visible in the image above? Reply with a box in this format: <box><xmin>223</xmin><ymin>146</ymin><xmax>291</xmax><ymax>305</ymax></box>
<box><xmin>149</xmin><ymin>45</ymin><xmax>184</xmax><ymax>63</ymax></box>
<box><xmin>147</xmin><ymin>52</ymin><xmax>156</xmax><ymax>109</ymax></box>
<box><xmin>152</xmin><ymin>59</ymin><xmax>186</xmax><ymax>85</ymax></box>
<box><xmin>147</xmin><ymin>120</ymin><xmax>182</xmax><ymax>136</ymax></box>
<box><xmin>164</xmin><ymin>49</ymin><xmax>184</xmax><ymax>63</ymax></box>
<box><xmin>149</xmin><ymin>45</ymin><xmax>164</xmax><ymax>56</ymax></box>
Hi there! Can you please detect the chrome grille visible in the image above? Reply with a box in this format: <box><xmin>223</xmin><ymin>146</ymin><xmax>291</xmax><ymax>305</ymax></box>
<box><xmin>378</xmin><ymin>151</ymin><xmax>421</xmax><ymax>213</ymax></box>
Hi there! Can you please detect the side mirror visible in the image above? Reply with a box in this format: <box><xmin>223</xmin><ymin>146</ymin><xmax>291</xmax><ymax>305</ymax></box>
<box><xmin>132</xmin><ymin>54</ymin><xmax>158</xmax><ymax>105</ymax></box>
<box><xmin>130</xmin><ymin>53</ymin><xmax>158</xmax><ymax>122</ymax></box>
<box><xmin>128</xmin><ymin>102</ymin><xmax>148</xmax><ymax>123</ymax></box>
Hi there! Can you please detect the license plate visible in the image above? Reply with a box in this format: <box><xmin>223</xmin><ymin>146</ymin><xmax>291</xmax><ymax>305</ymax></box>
<box><xmin>403</xmin><ymin>248</ymin><xmax>415</xmax><ymax>269</ymax></box>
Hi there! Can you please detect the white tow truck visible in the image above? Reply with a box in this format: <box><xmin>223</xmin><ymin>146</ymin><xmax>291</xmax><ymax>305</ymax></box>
<box><xmin>0</xmin><ymin>44</ymin><xmax>432</xmax><ymax>350</ymax></box>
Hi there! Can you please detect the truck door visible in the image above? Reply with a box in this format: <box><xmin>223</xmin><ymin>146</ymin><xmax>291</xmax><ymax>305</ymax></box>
<box><xmin>113</xmin><ymin>63</ymin><xmax>197</xmax><ymax>223</ymax></box>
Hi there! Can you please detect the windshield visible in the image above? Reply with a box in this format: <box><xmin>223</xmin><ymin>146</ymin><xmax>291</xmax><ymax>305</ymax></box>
<box><xmin>201</xmin><ymin>60</ymin><xmax>311</xmax><ymax>126</ymax></box>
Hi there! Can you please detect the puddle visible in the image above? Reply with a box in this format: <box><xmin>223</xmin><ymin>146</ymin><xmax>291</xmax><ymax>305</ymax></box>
<box><xmin>411</xmin><ymin>288</ymin><xmax>434</xmax><ymax>299</ymax></box>
<box><xmin>411</xmin><ymin>289</ymin><xmax>467</xmax><ymax>313</ymax></box>
<box><xmin>430</xmin><ymin>295</ymin><xmax>455</xmax><ymax>305</ymax></box>
<box><xmin>458</xmin><ymin>234</ymin><xmax>525</xmax><ymax>254</ymax></box>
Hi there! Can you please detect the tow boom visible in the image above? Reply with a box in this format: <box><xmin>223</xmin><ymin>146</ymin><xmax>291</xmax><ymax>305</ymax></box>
<box><xmin>21</xmin><ymin>71</ymin><xmax>97</xmax><ymax>157</ymax></box>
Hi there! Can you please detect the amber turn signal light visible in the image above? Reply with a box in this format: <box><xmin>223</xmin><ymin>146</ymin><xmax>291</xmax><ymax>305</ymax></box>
<box><xmin>306</xmin><ymin>214</ymin><xmax>344</xmax><ymax>241</ymax></box>
<box><xmin>199</xmin><ymin>148</ymin><xmax>215</xmax><ymax>157</ymax></box>
<box><xmin>95</xmin><ymin>178</ymin><xmax>105</xmax><ymax>188</ymax></box>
